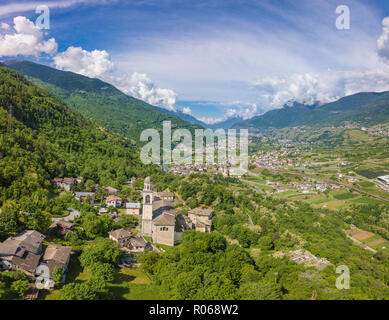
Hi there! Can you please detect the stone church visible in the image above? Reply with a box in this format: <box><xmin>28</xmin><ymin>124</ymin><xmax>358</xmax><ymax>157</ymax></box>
<box><xmin>141</xmin><ymin>177</ymin><xmax>212</xmax><ymax>246</ymax></box>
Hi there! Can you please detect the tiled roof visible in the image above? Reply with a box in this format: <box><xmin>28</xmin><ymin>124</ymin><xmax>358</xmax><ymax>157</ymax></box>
<box><xmin>106</xmin><ymin>195</ymin><xmax>122</xmax><ymax>202</ymax></box>
<box><xmin>153</xmin><ymin>212</ymin><xmax>176</xmax><ymax>226</ymax></box>
<box><xmin>109</xmin><ymin>228</ymin><xmax>132</xmax><ymax>240</ymax></box>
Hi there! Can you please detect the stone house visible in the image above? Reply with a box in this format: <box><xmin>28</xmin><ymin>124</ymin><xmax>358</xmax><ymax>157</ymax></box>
<box><xmin>0</xmin><ymin>231</ymin><xmax>45</xmax><ymax>277</ymax></box>
<box><xmin>188</xmin><ymin>208</ymin><xmax>213</xmax><ymax>233</ymax></box>
<box><xmin>36</xmin><ymin>245</ymin><xmax>72</xmax><ymax>289</ymax></box>
<box><xmin>53</xmin><ymin>178</ymin><xmax>78</xmax><ymax>191</ymax></box>
<box><xmin>125</xmin><ymin>202</ymin><xmax>141</xmax><ymax>215</ymax></box>
<box><xmin>74</xmin><ymin>192</ymin><xmax>95</xmax><ymax>204</ymax></box>
<box><xmin>109</xmin><ymin>229</ymin><xmax>147</xmax><ymax>253</ymax></box>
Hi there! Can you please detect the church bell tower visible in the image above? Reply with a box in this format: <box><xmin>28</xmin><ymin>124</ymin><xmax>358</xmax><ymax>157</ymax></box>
<box><xmin>142</xmin><ymin>176</ymin><xmax>154</xmax><ymax>236</ymax></box>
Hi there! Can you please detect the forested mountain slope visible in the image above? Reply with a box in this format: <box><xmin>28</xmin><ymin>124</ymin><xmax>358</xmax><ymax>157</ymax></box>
<box><xmin>0</xmin><ymin>66</ymin><xmax>158</xmax><ymax>235</ymax></box>
<box><xmin>234</xmin><ymin>92</ymin><xmax>389</xmax><ymax>131</ymax></box>
<box><xmin>2</xmin><ymin>60</ymin><xmax>201</xmax><ymax>143</ymax></box>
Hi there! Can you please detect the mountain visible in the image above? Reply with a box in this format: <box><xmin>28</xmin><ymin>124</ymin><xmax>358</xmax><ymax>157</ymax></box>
<box><xmin>154</xmin><ymin>108</ymin><xmax>208</xmax><ymax>128</ymax></box>
<box><xmin>207</xmin><ymin>117</ymin><xmax>244</xmax><ymax>130</ymax></box>
<box><xmin>233</xmin><ymin>102</ymin><xmax>318</xmax><ymax>130</ymax></box>
<box><xmin>2</xmin><ymin>60</ymin><xmax>201</xmax><ymax>143</ymax></box>
<box><xmin>233</xmin><ymin>92</ymin><xmax>389</xmax><ymax>131</ymax></box>
<box><xmin>156</xmin><ymin>107</ymin><xmax>243</xmax><ymax>130</ymax></box>
<box><xmin>0</xmin><ymin>65</ymin><xmax>157</xmax><ymax>207</ymax></box>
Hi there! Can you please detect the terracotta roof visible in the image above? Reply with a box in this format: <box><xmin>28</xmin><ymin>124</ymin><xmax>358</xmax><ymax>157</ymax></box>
<box><xmin>106</xmin><ymin>195</ymin><xmax>122</xmax><ymax>202</ymax></box>
<box><xmin>153</xmin><ymin>212</ymin><xmax>176</xmax><ymax>226</ymax></box>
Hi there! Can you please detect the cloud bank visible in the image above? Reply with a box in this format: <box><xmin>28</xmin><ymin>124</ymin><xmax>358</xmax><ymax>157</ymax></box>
<box><xmin>54</xmin><ymin>46</ymin><xmax>114</xmax><ymax>78</ymax></box>
<box><xmin>52</xmin><ymin>45</ymin><xmax>177</xmax><ymax>111</ymax></box>
<box><xmin>0</xmin><ymin>16</ymin><xmax>57</xmax><ymax>57</ymax></box>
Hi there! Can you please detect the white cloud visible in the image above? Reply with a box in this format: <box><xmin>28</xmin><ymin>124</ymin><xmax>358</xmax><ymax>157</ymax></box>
<box><xmin>113</xmin><ymin>72</ymin><xmax>177</xmax><ymax>111</ymax></box>
<box><xmin>53</xmin><ymin>46</ymin><xmax>177</xmax><ymax>111</ymax></box>
<box><xmin>197</xmin><ymin>116</ymin><xmax>226</xmax><ymax>125</ymax></box>
<box><xmin>182</xmin><ymin>107</ymin><xmax>192</xmax><ymax>115</ymax></box>
<box><xmin>0</xmin><ymin>16</ymin><xmax>57</xmax><ymax>57</ymax></box>
<box><xmin>54</xmin><ymin>46</ymin><xmax>114</xmax><ymax>78</ymax></box>
<box><xmin>377</xmin><ymin>16</ymin><xmax>389</xmax><ymax>62</ymax></box>
<box><xmin>0</xmin><ymin>0</ymin><xmax>113</xmax><ymax>17</ymax></box>
<box><xmin>226</xmin><ymin>103</ymin><xmax>259</xmax><ymax>120</ymax></box>
<box><xmin>251</xmin><ymin>68</ymin><xmax>389</xmax><ymax>110</ymax></box>
<box><xmin>1</xmin><ymin>23</ymin><xmax>10</xmax><ymax>30</ymax></box>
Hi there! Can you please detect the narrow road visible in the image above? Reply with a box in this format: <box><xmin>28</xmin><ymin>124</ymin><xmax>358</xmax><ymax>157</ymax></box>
<box><xmin>51</xmin><ymin>209</ymin><xmax>81</xmax><ymax>223</ymax></box>
<box><xmin>345</xmin><ymin>234</ymin><xmax>377</xmax><ymax>254</ymax></box>
<box><xmin>241</xmin><ymin>179</ymin><xmax>265</xmax><ymax>194</ymax></box>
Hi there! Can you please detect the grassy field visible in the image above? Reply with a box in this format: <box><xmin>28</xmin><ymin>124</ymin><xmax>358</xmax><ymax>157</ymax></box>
<box><xmin>40</xmin><ymin>254</ymin><xmax>165</xmax><ymax>300</ymax></box>
<box><xmin>285</xmin><ymin>190</ymin><xmax>382</xmax><ymax>210</ymax></box>
<box><xmin>106</xmin><ymin>268</ymin><xmax>165</xmax><ymax>300</ymax></box>
<box><xmin>347</xmin><ymin>228</ymin><xmax>388</xmax><ymax>252</ymax></box>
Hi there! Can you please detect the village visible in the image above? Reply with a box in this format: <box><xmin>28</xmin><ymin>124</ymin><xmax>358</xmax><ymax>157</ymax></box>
<box><xmin>0</xmin><ymin>176</ymin><xmax>214</xmax><ymax>299</ymax></box>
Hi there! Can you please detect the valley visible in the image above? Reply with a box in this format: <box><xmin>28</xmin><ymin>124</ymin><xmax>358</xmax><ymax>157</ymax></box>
<box><xmin>0</xmin><ymin>64</ymin><xmax>388</xmax><ymax>301</ymax></box>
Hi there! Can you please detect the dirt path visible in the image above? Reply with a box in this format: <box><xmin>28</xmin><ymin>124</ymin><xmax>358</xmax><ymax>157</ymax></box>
<box><xmin>345</xmin><ymin>234</ymin><xmax>377</xmax><ymax>254</ymax></box>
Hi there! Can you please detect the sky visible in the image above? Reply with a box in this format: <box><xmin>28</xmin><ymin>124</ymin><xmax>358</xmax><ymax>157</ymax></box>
<box><xmin>1</xmin><ymin>0</ymin><xmax>389</xmax><ymax>123</ymax></box>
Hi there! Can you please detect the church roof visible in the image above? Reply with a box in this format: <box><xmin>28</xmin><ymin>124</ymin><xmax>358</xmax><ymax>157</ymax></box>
<box><xmin>152</xmin><ymin>200</ymin><xmax>175</xmax><ymax>216</ymax></box>
<box><xmin>153</xmin><ymin>212</ymin><xmax>176</xmax><ymax>226</ymax></box>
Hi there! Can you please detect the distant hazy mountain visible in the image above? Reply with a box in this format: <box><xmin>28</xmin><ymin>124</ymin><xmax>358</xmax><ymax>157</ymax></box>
<box><xmin>233</xmin><ymin>102</ymin><xmax>318</xmax><ymax>130</ymax></box>
<box><xmin>233</xmin><ymin>92</ymin><xmax>389</xmax><ymax>131</ymax></box>
<box><xmin>2</xmin><ymin>60</ymin><xmax>202</xmax><ymax>143</ymax></box>
<box><xmin>158</xmin><ymin>107</ymin><xmax>244</xmax><ymax>130</ymax></box>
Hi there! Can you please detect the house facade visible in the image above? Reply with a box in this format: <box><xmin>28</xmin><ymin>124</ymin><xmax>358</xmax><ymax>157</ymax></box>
<box><xmin>74</xmin><ymin>192</ymin><xmax>95</xmax><ymax>204</ymax></box>
<box><xmin>105</xmin><ymin>195</ymin><xmax>122</xmax><ymax>208</ymax></box>
<box><xmin>53</xmin><ymin>177</ymin><xmax>79</xmax><ymax>191</ymax></box>
<box><xmin>36</xmin><ymin>245</ymin><xmax>72</xmax><ymax>289</ymax></box>
<box><xmin>125</xmin><ymin>202</ymin><xmax>141</xmax><ymax>215</ymax></box>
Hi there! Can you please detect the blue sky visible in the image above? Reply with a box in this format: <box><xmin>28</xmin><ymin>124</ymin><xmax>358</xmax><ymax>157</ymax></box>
<box><xmin>2</xmin><ymin>0</ymin><xmax>389</xmax><ymax>123</ymax></box>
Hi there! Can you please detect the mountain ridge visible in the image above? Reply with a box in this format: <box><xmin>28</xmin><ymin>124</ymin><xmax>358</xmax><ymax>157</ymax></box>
<box><xmin>233</xmin><ymin>92</ymin><xmax>389</xmax><ymax>131</ymax></box>
<box><xmin>3</xmin><ymin>60</ymin><xmax>202</xmax><ymax>143</ymax></box>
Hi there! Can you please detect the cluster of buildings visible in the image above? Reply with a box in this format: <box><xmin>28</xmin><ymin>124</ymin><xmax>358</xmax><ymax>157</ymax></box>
<box><xmin>291</xmin><ymin>181</ymin><xmax>341</xmax><ymax>193</ymax></box>
<box><xmin>141</xmin><ymin>177</ymin><xmax>213</xmax><ymax>247</ymax></box>
<box><xmin>289</xmin><ymin>249</ymin><xmax>333</xmax><ymax>271</ymax></box>
<box><xmin>0</xmin><ymin>231</ymin><xmax>72</xmax><ymax>289</ymax></box>
<box><xmin>365</xmin><ymin>126</ymin><xmax>389</xmax><ymax>137</ymax></box>
<box><xmin>249</xmin><ymin>150</ymin><xmax>323</xmax><ymax>171</ymax></box>
<box><xmin>169</xmin><ymin>163</ymin><xmax>230</xmax><ymax>177</ymax></box>
<box><xmin>53</xmin><ymin>177</ymin><xmax>83</xmax><ymax>192</ymax></box>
